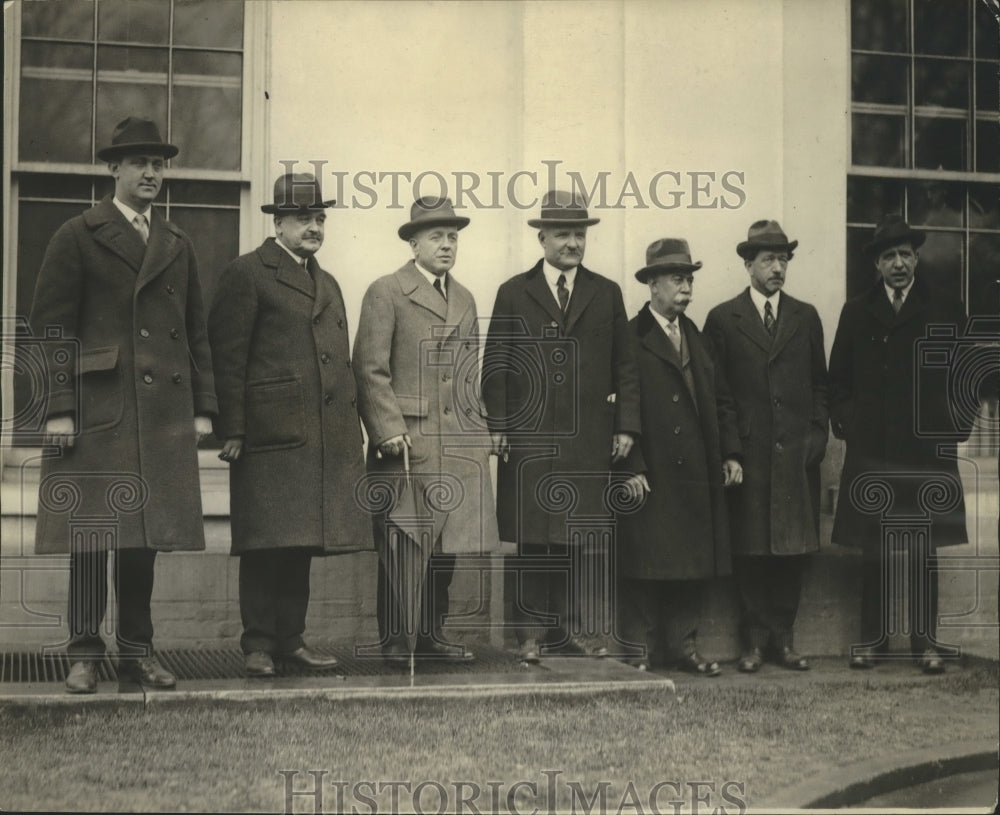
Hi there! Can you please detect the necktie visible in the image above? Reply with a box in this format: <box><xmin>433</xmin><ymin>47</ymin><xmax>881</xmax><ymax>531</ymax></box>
<box><xmin>556</xmin><ymin>274</ymin><xmax>569</xmax><ymax>312</ymax></box>
<box><xmin>665</xmin><ymin>320</ymin><xmax>682</xmax><ymax>353</ymax></box>
<box><xmin>892</xmin><ymin>289</ymin><xmax>903</xmax><ymax>314</ymax></box>
<box><xmin>433</xmin><ymin>277</ymin><xmax>447</xmax><ymax>302</ymax></box>
<box><xmin>301</xmin><ymin>258</ymin><xmax>311</xmax><ymax>278</ymax></box>
<box><xmin>764</xmin><ymin>300</ymin><xmax>776</xmax><ymax>336</ymax></box>
<box><xmin>132</xmin><ymin>213</ymin><xmax>149</xmax><ymax>245</ymax></box>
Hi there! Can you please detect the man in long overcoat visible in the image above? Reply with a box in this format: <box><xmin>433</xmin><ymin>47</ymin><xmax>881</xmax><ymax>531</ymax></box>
<box><xmin>616</xmin><ymin>238</ymin><xmax>741</xmax><ymax>675</ymax></box>
<box><xmin>703</xmin><ymin>221</ymin><xmax>828</xmax><ymax>673</ymax></box>
<box><xmin>483</xmin><ymin>191</ymin><xmax>640</xmax><ymax>662</ymax></box>
<box><xmin>209</xmin><ymin>172</ymin><xmax>373</xmax><ymax>677</ymax></box>
<box><xmin>353</xmin><ymin>197</ymin><xmax>500</xmax><ymax>662</ymax></box>
<box><xmin>29</xmin><ymin>117</ymin><xmax>216</xmax><ymax>693</ymax></box>
<box><xmin>829</xmin><ymin>215</ymin><xmax>970</xmax><ymax>674</ymax></box>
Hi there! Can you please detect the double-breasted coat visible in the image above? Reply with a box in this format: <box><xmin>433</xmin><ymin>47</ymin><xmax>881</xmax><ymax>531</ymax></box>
<box><xmin>828</xmin><ymin>276</ymin><xmax>970</xmax><ymax>553</ymax></box>
<box><xmin>483</xmin><ymin>261</ymin><xmax>641</xmax><ymax>546</ymax></box>
<box><xmin>616</xmin><ymin>305</ymin><xmax>738</xmax><ymax>580</ymax></box>
<box><xmin>208</xmin><ymin>237</ymin><xmax>374</xmax><ymax>556</ymax></box>
<box><xmin>352</xmin><ymin>261</ymin><xmax>500</xmax><ymax>555</ymax></box>
<box><xmin>29</xmin><ymin>196</ymin><xmax>217</xmax><ymax>554</ymax></box>
<box><xmin>703</xmin><ymin>289</ymin><xmax>829</xmax><ymax>556</ymax></box>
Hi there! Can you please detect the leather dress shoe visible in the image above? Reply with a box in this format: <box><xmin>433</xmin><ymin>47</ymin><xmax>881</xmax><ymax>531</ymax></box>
<box><xmin>738</xmin><ymin>647</ymin><xmax>764</xmax><ymax>673</ymax></box>
<box><xmin>776</xmin><ymin>647</ymin><xmax>809</xmax><ymax>671</ymax></box>
<box><xmin>279</xmin><ymin>646</ymin><xmax>339</xmax><ymax>669</ymax></box>
<box><xmin>548</xmin><ymin>636</ymin><xmax>606</xmax><ymax>656</ymax></box>
<box><xmin>623</xmin><ymin>657</ymin><xmax>650</xmax><ymax>672</ymax></box>
<box><xmin>920</xmin><ymin>649</ymin><xmax>945</xmax><ymax>675</ymax></box>
<box><xmin>518</xmin><ymin>639</ymin><xmax>541</xmax><ymax>664</ymax></box>
<box><xmin>120</xmin><ymin>655</ymin><xmax>176</xmax><ymax>689</ymax></box>
<box><xmin>678</xmin><ymin>652</ymin><xmax>722</xmax><ymax>677</ymax></box>
<box><xmin>65</xmin><ymin>661</ymin><xmax>97</xmax><ymax>694</ymax></box>
<box><xmin>245</xmin><ymin>651</ymin><xmax>275</xmax><ymax>678</ymax></box>
<box><xmin>418</xmin><ymin>640</ymin><xmax>475</xmax><ymax>661</ymax></box>
<box><xmin>849</xmin><ymin>647</ymin><xmax>879</xmax><ymax>669</ymax></box>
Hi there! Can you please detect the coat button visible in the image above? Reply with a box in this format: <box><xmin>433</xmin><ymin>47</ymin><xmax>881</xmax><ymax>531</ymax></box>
<box><xmin>442</xmin><ymin>373</ymin><xmax>451</xmax><ymax>382</ymax></box>
<box><xmin>139</xmin><ymin>328</ymin><xmax>150</xmax><ymax>338</ymax></box>
<box><xmin>338</xmin><ymin>319</ymin><xmax>344</xmax><ymax>329</ymax></box>
<box><xmin>443</xmin><ymin>406</ymin><xmax>451</xmax><ymax>414</ymax></box>
<box><xmin>143</xmin><ymin>374</ymin><xmax>153</xmax><ymax>384</ymax></box>
<box><xmin>673</xmin><ymin>426</ymin><xmax>681</xmax><ymax>434</ymax></box>
<box><xmin>169</xmin><ymin>329</ymin><xmax>179</xmax><ymax>339</ymax></box>
<box><xmin>676</xmin><ymin>456</ymin><xmax>684</xmax><ymax>465</ymax></box>
<box><xmin>775</xmin><ymin>442</ymin><xmax>783</xmax><ymax>451</ymax></box>
<box><xmin>324</xmin><ymin>394</ymin><xmax>334</xmax><ymax>405</ymax></box>
<box><xmin>351</xmin><ymin>397</ymin><xmax>357</xmax><ymax>407</ymax></box>
<box><xmin>172</xmin><ymin>373</ymin><xmax>182</xmax><ymax>384</ymax></box>
<box><xmin>313</xmin><ymin>316</ymin><xmax>321</xmax><ymax>325</ymax></box>
<box><xmin>672</xmin><ymin>394</ymin><xmax>680</xmax><ymax>402</ymax></box>
<box><xmin>345</xmin><ymin>360</ymin><xmax>352</xmax><ymax>368</ymax></box>
<box><xmin>773</xmin><ymin>397</ymin><xmax>781</xmax><ymax>407</ymax></box>
<box><xmin>550</xmin><ymin>321</ymin><xmax>558</xmax><ymax>328</ymax></box>
<box><xmin>465</xmin><ymin>407</ymin><xmax>472</xmax><ymax>414</ymax></box>
<box><xmin>165</xmin><ymin>285</ymin><xmax>174</xmax><ymax>294</ymax></box>
<box><xmin>321</xmin><ymin>353</ymin><xmax>330</xmax><ymax>364</ymax></box>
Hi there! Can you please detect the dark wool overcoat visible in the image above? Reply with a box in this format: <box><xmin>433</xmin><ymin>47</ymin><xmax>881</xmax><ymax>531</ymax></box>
<box><xmin>615</xmin><ymin>304</ymin><xmax>739</xmax><ymax>580</ymax></box>
<box><xmin>208</xmin><ymin>238</ymin><xmax>373</xmax><ymax>556</ymax></box>
<box><xmin>828</xmin><ymin>276</ymin><xmax>970</xmax><ymax>553</ymax></box>
<box><xmin>29</xmin><ymin>196</ymin><xmax>216</xmax><ymax>554</ymax></box>
<box><xmin>352</xmin><ymin>262</ymin><xmax>500</xmax><ymax>555</ymax></box>
<box><xmin>703</xmin><ymin>289</ymin><xmax>829</xmax><ymax>556</ymax></box>
<box><xmin>483</xmin><ymin>261</ymin><xmax>641</xmax><ymax>546</ymax></box>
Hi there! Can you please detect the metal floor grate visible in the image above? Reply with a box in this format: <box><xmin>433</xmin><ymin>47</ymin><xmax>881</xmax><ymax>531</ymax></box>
<box><xmin>1</xmin><ymin>645</ymin><xmax>524</xmax><ymax>683</ymax></box>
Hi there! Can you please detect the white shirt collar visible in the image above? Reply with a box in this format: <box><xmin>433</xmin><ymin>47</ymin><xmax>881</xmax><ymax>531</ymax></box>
<box><xmin>276</xmin><ymin>238</ymin><xmax>309</xmax><ymax>268</ymax></box>
<box><xmin>885</xmin><ymin>278</ymin><xmax>914</xmax><ymax>305</ymax></box>
<box><xmin>112</xmin><ymin>197</ymin><xmax>148</xmax><ymax>225</ymax></box>
<box><xmin>542</xmin><ymin>260</ymin><xmax>576</xmax><ymax>291</ymax></box>
<box><xmin>748</xmin><ymin>286</ymin><xmax>781</xmax><ymax>322</ymax></box>
<box><xmin>415</xmin><ymin>261</ymin><xmax>446</xmax><ymax>294</ymax></box>
<box><xmin>649</xmin><ymin>304</ymin><xmax>681</xmax><ymax>334</ymax></box>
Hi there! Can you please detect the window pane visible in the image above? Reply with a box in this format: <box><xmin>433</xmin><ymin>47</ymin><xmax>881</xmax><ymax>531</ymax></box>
<box><xmin>977</xmin><ymin>120</ymin><xmax>999</xmax><ymax>173</ymax></box>
<box><xmin>851</xmin><ymin>0</ymin><xmax>907</xmax><ymax>52</ymax></box>
<box><xmin>908</xmin><ymin>180</ymin><xmax>964</xmax><ymax>227</ymax></box>
<box><xmin>915</xmin><ymin>59</ymin><xmax>970</xmax><ymax>109</ymax></box>
<box><xmin>19</xmin><ymin>42</ymin><xmax>94</xmax><ymax>163</ymax></box>
<box><xmin>914</xmin><ymin>0</ymin><xmax>970</xmax><ymax>56</ymax></box>
<box><xmin>969</xmin><ymin>183</ymin><xmax>1000</xmax><ymax>229</ymax></box>
<box><xmin>846</xmin><ymin>226</ymin><xmax>880</xmax><ymax>299</ymax></box>
<box><xmin>914</xmin><ymin>116</ymin><xmax>967</xmax><ymax>170</ymax></box>
<box><xmin>173</xmin><ymin>0</ymin><xmax>244</xmax><ymax>49</ymax></box>
<box><xmin>976</xmin><ymin>62</ymin><xmax>999</xmax><ymax>111</ymax></box>
<box><xmin>170</xmin><ymin>51</ymin><xmax>242</xmax><ymax>170</ymax></box>
<box><xmin>852</xmin><ymin>113</ymin><xmax>906</xmax><ymax>167</ymax></box>
<box><xmin>21</xmin><ymin>0</ymin><xmax>95</xmax><ymax>40</ymax></box>
<box><xmin>168</xmin><ymin>207</ymin><xmax>240</xmax><ymax>307</ymax></box>
<box><xmin>96</xmin><ymin>46</ymin><xmax>168</xmax><ymax>145</ymax></box>
<box><xmin>97</xmin><ymin>0</ymin><xmax>169</xmax><ymax>44</ymax></box>
<box><xmin>968</xmin><ymin>234</ymin><xmax>1000</xmax><ymax>319</ymax></box>
<box><xmin>18</xmin><ymin>175</ymin><xmax>95</xmax><ymax>200</ymax></box>
<box><xmin>852</xmin><ymin>54</ymin><xmax>908</xmax><ymax>104</ymax></box>
<box><xmin>976</xmin><ymin>0</ymin><xmax>1000</xmax><ymax>61</ymax></box>
<box><xmin>168</xmin><ymin>180</ymin><xmax>241</xmax><ymax>207</ymax></box>
<box><xmin>917</xmin><ymin>231</ymin><xmax>964</xmax><ymax>301</ymax></box>
<box><xmin>847</xmin><ymin>176</ymin><xmax>904</xmax><ymax>223</ymax></box>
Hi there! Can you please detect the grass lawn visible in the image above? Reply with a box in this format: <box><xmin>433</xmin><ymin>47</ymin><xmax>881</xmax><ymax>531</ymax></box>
<box><xmin>2</xmin><ymin>660</ymin><xmax>997</xmax><ymax>813</ymax></box>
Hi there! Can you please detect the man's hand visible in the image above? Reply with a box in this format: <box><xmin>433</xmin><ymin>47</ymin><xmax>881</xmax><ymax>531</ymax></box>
<box><xmin>218</xmin><ymin>437</ymin><xmax>244</xmax><ymax>462</ymax></box>
<box><xmin>43</xmin><ymin>415</ymin><xmax>75</xmax><ymax>448</ymax></box>
<box><xmin>623</xmin><ymin>472</ymin><xmax>651</xmax><ymax>503</ymax></box>
<box><xmin>193</xmin><ymin>416</ymin><xmax>213</xmax><ymax>443</ymax></box>
<box><xmin>611</xmin><ymin>432</ymin><xmax>634</xmax><ymax>463</ymax></box>
<box><xmin>490</xmin><ymin>432</ymin><xmax>509</xmax><ymax>462</ymax></box>
<box><xmin>378</xmin><ymin>434</ymin><xmax>411</xmax><ymax>458</ymax></box>
<box><xmin>722</xmin><ymin>458</ymin><xmax>743</xmax><ymax>487</ymax></box>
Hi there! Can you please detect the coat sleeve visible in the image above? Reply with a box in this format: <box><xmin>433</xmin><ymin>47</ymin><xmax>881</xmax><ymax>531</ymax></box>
<box><xmin>352</xmin><ymin>279</ymin><xmax>408</xmax><ymax>447</ymax></box>
<box><xmin>28</xmin><ymin>220</ymin><xmax>85</xmax><ymax>420</ymax></box>
<box><xmin>482</xmin><ymin>284</ymin><xmax>511</xmax><ymax>434</ymax></box>
<box><xmin>182</xmin><ymin>236</ymin><xmax>218</xmax><ymax>418</ymax></box>
<box><xmin>207</xmin><ymin>260</ymin><xmax>258</xmax><ymax>439</ymax></box>
<box><xmin>827</xmin><ymin>302</ymin><xmax>854</xmax><ymax>440</ymax></box>
<box><xmin>807</xmin><ymin>303</ymin><xmax>830</xmax><ymax>437</ymax></box>
<box><xmin>701</xmin><ymin>309</ymin><xmax>742</xmax><ymax>462</ymax></box>
<box><xmin>610</xmin><ymin>283</ymin><xmax>641</xmax><ymax>437</ymax></box>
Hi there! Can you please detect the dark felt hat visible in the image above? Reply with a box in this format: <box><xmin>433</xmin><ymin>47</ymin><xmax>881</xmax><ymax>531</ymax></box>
<box><xmin>260</xmin><ymin>173</ymin><xmax>337</xmax><ymax>214</ymax></box>
<box><xmin>736</xmin><ymin>220</ymin><xmax>798</xmax><ymax>260</ymax></box>
<box><xmin>96</xmin><ymin>116</ymin><xmax>178</xmax><ymax>161</ymax></box>
<box><xmin>635</xmin><ymin>238</ymin><xmax>703</xmax><ymax>283</ymax></box>
<box><xmin>864</xmin><ymin>214</ymin><xmax>926</xmax><ymax>256</ymax></box>
<box><xmin>398</xmin><ymin>197</ymin><xmax>470</xmax><ymax>241</ymax></box>
<box><xmin>527</xmin><ymin>189</ymin><xmax>600</xmax><ymax>228</ymax></box>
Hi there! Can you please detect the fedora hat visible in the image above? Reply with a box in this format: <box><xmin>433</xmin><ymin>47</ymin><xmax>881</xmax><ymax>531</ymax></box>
<box><xmin>736</xmin><ymin>220</ymin><xmax>799</xmax><ymax>260</ymax></box>
<box><xmin>96</xmin><ymin>116</ymin><xmax>178</xmax><ymax>161</ymax></box>
<box><xmin>260</xmin><ymin>173</ymin><xmax>336</xmax><ymax>214</ymax></box>
<box><xmin>864</xmin><ymin>214</ymin><xmax>926</xmax><ymax>256</ymax></box>
<box><xmin>527</xmin><ymin>189</ymin><xmax>600</xmax><ymax>228</ymax></box>
<box><xmin>635</xmin><ymin>238</ymin><xmax>703</xmax><ymax>283</ymax></box>
<box><xmin>398</xmin><ymin>197</ymin><xmax>470</xmax><ymax>241</ymax></box>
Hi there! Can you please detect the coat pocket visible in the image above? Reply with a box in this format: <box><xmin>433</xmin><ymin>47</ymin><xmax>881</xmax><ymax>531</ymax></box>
<box><xmin>78</xmin><ymin>345</ymin><xmax>123</xmax><ymax>433</ymax></box>
<box><xmin>396</xmin><ymin>394</ymin><xmax>429</xmax><ymax>418</ymax></box>
<box><xmin>245</xmin><ymin>376</ymin><xmax>306</xmax><ymax>452</ymax></box>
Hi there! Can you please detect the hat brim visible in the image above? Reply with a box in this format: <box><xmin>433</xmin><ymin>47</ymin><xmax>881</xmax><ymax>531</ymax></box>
<box><xmin>261</xmin><ymin>199</ymin><xmax>337</xmax><ymax>214</ymax></box>
<box><xmin>635</xmin><ymin>260</ymin><xmax>703</xmax><ymax>283</ymax></box>
<box><xmin>98</xmin><ymin>142</ymin><xmax>179</xmax><ymax>161</ymax></box>
<box><xmin>736</xmin><ymin>239</ymin><xmax>798</xmax><ymax>260</ymax></box>
<box><xmin>527</xmin><ymin>217</ymin><xmax>601</xmax><ymax>229</ymax></box>
<box><xmin>398</xmin><ymin>217</ymin><xmax>470</xmax><ymax>241</ymax></box>
<box><xmin>864</xmin><ymin>230</ymin><xmax>926</xmax><ymax>257</ymax></box>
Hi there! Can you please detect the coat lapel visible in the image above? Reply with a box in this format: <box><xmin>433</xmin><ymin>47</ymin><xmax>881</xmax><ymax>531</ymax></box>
<box><xmin>85</xmin><ymin>197</ymin><xmax>146</xmax><ymax>273</ymax></box>
<box><xmin>564</xmin><ymin>266</ymin><xmax>598</xmax><ymax>335</ymax></box>
<box><xmin>637</xmin><ymin>304</ymin><xmax>683</xmax><ymax>372</ymax></box>
<box><xmin>769</xmin><ymin>292</ymin><xmax>802</xmax><ymax>360</ymax></box>
<box><xmin>444</xmin><ymin>276</ymin><xmax>473</xmax><ymax>336</ymax></box>
<box><xmin>733</xmin><ymin>289</ymin><xmax>773</xmax><ymax>353</ymax></box>
<box><xmin>523</xmin><ymin>262</ymin><xmax>565</xmax><ymax>328</ymax></box>
<box><xmin>272</xmin><ymin>242</ymin><xmax>315</xmax><ymax>300</ymax></box>
<box><xmin>863</xmin><ymin>281</ymin><xmax>897</xmax><ymax>328</ymax></box>
<box><xmin>311</xmin><ymin>259</ymin><xmax>336</xmax><ymax>320</ymax></box>
<box><xmin>136</xmin><ymin>209</ymin><xmax>186</xmax><ymax>291</ymax></box>
<box><xmin>397</xmin><ymin>261</ymin><xmax>448</xmax><ymax>321</ymax></box>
